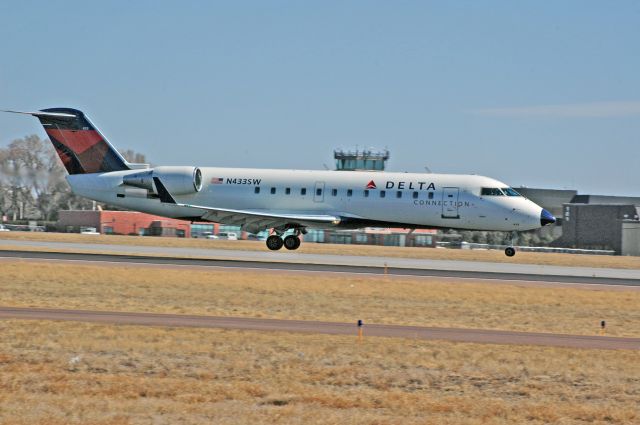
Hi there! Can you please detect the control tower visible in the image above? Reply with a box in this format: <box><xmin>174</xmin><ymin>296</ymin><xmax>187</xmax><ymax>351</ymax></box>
<box><xmin>333</xmin><ymin>147</ymin><xmax>389</xmax><ymax>171</ymax></box>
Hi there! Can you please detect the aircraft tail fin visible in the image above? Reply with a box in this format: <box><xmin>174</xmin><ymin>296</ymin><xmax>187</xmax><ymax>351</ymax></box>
<box><xmin>2</xmin><ymin>108</ymin><xmax>130</xmax><ymax>175</ymax></box>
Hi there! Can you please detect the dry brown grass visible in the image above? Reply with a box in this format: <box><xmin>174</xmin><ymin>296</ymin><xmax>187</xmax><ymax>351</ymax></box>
<box><xmin>2</xmin><ymin>260</ymin><xmax>639</xmax><ymax>337</ymax></box>
<box><xmin>1</xmin><ymin>320</ymin><xmax>638</xmax><ymax>424</ymax></box>
<box><xmin>2</xmin><ymin>231</ymin><xmax>640</xmax><ymax>269</ymax></box>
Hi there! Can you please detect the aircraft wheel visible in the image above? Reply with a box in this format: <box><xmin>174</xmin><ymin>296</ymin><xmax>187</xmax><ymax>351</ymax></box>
<box><xmin>505</xmin><ymin>246</ymin><xmax>516</xmax><ymax>257</ymax></box>
<box><xmin>283</xmin><ymin>235</ymin><xmax>301</xmax><ymax>250</ymax></box>
<box><xmin>266</xmin><ymin>235</ymin><xmax>284</xmax><ymax>251</ymax></box>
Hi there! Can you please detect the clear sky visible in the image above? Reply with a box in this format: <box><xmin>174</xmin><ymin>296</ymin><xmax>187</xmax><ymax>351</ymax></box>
<box><xmin>1</xmin><ymin>1</ymin><xmax>639</xmax><ymax>195</ymax></box>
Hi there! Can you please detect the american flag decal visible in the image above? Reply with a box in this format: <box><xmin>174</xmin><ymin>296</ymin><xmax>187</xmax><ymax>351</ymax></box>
<box><xmin>211</xmin><ymin>177</ymin><xmax>223</xmax><ymax>184</ymax></box>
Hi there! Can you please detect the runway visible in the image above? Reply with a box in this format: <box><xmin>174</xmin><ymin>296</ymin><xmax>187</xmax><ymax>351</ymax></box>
<box><xmin>1</xmin><ymin>306</ymin><xmax>637</xmax><ymax>350</ymax></box>
<box><xmin>2</xmin><ymin>248</ymin><xmax>640</xmax><ymax>286</ymax></box>
<box><xmin>2</xmin><ymin>238</ymin><xmax>640</xmax><ymax>282</ymax></box>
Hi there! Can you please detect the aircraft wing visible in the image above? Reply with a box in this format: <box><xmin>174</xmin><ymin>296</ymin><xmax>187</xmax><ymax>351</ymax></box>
<box><xmin>153</xmin><ymin>177</ymin><xmax>343</xmax><ymax>231</ymax></box>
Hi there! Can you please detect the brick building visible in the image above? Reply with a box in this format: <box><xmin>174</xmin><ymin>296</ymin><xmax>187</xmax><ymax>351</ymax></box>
<box><xmin>57</xmin><ymin>210</ymin><xmax>193</xmax><ymax>237</ymax></box>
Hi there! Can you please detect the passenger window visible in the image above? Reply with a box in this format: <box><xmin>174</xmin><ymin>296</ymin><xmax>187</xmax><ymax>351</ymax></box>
<box><xmin>285</xmin><ymin>188</ymin><xmax>291</xmax><ymax>195</ymax></box>
<box><xmin>332</xmin><ymin>189</ymin><xmax>337</xmax><ymax>196</ymax></box>
<box><xmin>254</xmin><ymin>187</ymin><xmax>260</xmax><ymax>194</ymax></box>
<box><xmin>412</xmin><ymin>191</ymin><xmax>418</xmax><ymax>199</ymax></box>
<box><xmin>316</xmin><ymin>188</ymin><xmax>322</xmax><ymax>196</ymax></box>
<box><xmin>396</xmin><ymin>191</ymin><xmax>402</xmax><ymax>198</ymax></box>
<box><xmin>270</xmin><ymin>187</ymin><xmax>276</xmax><ymax>195</ymax></box>
<box><xmin>301</xmin><ymin>188</ymin><xmax>307</xmax><ymax>195</ymax></box>
<box><xmin>364</xmin><ymin>190</ymin><xmax>369</xmax><ymax>197</ymax></box>
<box><xmin>347</xmin><ymin>189</ymin><xmax>353</xmax><ymax>197</ymax></box>
<box><xmin>428</xmin><ymin>192</ymin><xmax>434</xmax><ymax>199</ymax></box>
<box><xmin>380</xmin><ymin>190</ymin><xmax>386</xmax><ymax>198</ymax></box>
<box><xmin>481</xmin><ymin>188</ymin><xmax>504</xmax><ymax>196</ymax></box>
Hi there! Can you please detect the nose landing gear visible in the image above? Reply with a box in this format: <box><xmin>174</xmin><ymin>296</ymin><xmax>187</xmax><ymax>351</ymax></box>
<box><xmin>504</xmin><ymin>231</ymin><xmax>517</xmax><ymax>257</ymax></box>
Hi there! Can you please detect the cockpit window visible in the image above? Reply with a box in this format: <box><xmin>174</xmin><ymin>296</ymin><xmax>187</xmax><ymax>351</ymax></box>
<box><xmin>481</xmin><ymin>187</ymin><xmax>504</xmax><ymax>196</ymax></box>
<box><xmin>502</xmin><ymin>187</ymin><xmax>522</xmax><ymax>197</ymax></box>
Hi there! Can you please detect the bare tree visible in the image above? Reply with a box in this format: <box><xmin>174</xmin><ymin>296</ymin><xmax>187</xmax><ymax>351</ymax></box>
<box><xmin>0</xmin><ymin>138</ymin><xmax>36</xmax><ymax>220</ymax></box>
<box><xmin>0</xmin><ymin>135</ymin><xmax>148</xmax><ymax>221</ymax></box>
<box><xmin>119</xmin><ymin>149</ymin><xmax>147</xmax><ymax>164</ymax></box>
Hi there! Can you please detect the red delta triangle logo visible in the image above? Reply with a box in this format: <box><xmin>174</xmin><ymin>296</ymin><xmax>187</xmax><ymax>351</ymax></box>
<box><xmin>366</xmin><ymin>180</ymin><xmax>377</xmax><ymax>189</ymax></box>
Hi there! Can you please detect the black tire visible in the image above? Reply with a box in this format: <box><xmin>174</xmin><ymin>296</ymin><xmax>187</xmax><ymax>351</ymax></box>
<box><xmin>266</xmin><ymin>235</ymin><xmax>284</xmax><ymax>251</ymax></box>
<box><xmin>283</xmin><ymin>235</ymin><xmax>301</xmax><ymax>250</ymax></box>
<box><xmin>505</xmin><ymin>246</ymin><xmax>516</xmax><ymax>257</ymax></box>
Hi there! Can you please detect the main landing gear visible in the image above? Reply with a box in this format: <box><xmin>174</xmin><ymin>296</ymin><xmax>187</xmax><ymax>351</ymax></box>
<box><xmin>504</xmin><ymin>231</ymin><xmax>517</xmax><ymax>257</ymax></box>
<box><xmin>266</xmin><ymin>229</ymin><xmax>303</xmax><ymax>251</ymax></box>
<box><xmin>266</xmin><ymin>235</ymin><xmax>284</xmax><ymax>250</ymax></box>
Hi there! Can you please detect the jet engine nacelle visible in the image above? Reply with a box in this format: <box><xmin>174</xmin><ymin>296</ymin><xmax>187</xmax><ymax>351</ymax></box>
<box><xmin>122</xmin><ymin>166</ymin><xmax>203</xmax><ymax>195</ymax></box>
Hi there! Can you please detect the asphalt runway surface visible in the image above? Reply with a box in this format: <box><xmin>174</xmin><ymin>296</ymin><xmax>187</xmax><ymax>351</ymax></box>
<box><xmin>1</xmin><ymin>306</ymin><xmax>637</xmax><ymax>350</ymax></box>
<box><xmin>2</xmin><ymin>239</ymin><xmax>640</xmax><ymax>282</ymax></box>
<box><xmin>2</xmin><ymin>248</ymin><xmax>640</xmax><ymax>286</ymax></box>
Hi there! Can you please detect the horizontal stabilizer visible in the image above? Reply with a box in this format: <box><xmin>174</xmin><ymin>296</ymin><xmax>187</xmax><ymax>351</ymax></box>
<box><xmin>3</xmin><ymin>107</ymin><xmax>130</xmax><ymax>175</ymax></box>
<box><xmin>1</xmin><ymin>109</ymin><xmax>76</xmax><ymax>119</ymax></box>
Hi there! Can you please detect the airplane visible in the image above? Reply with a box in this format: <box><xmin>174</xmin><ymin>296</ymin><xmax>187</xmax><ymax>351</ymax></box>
<box><xmin>3</xmin><ymin>107</ymin><xmax>556</xmax><ymax>256</ymax></box>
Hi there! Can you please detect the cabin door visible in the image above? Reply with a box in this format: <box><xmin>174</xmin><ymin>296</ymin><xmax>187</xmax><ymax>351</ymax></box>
<box><xmin>441</xmin><ymin>187</ymin><xmax>460</xmax><ymax>219</ymax></box>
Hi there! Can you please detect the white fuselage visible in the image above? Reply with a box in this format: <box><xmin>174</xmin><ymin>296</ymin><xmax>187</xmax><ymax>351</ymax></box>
<box><xmin>68</xmin><ymin>167</ymin><xmax>546</xmax><ymax>232</ymax></box>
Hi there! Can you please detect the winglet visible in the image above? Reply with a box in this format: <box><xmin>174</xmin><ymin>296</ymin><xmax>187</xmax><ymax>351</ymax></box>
<box><xmin>153</xmin><ymin>177</ymin><xmax>177</xmax><ymax>204</ymax></box>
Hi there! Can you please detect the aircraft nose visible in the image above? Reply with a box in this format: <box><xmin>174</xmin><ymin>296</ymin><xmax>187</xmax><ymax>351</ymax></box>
<box><xmin>540</xmin><ymin>209</ymin><xmax>556</xmax><ymax>226</ymax></box>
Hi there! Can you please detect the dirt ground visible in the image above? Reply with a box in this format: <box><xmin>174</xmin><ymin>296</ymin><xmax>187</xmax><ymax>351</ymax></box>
<box><xmin>2</xmin><ymin>260</ymin><xmax>639</xmax><ymax>337</ymax></box>
<box><xmin>1</xmin><ymin>320</ymin><xmax>638</xmax><ymax>425</ymax></box>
